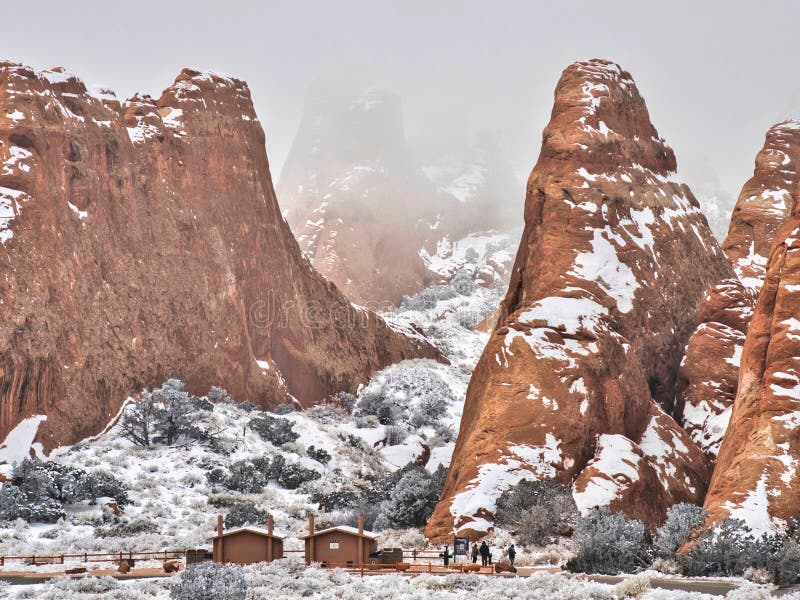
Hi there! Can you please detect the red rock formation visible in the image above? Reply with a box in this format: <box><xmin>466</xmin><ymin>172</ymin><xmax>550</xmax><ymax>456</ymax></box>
<box><xmin>278</xmin><ymin>86</ymin><xmax>521</xmax><ymax>307</ymax></box>
<box><xmin>724</xmin><ymin>121</ymin><xmax>800</xmax><ymax>289</ymax></box>
<box><xmin>426</xmin><ymin>59</ymin><xmax>732</xmax><ymax>539</ymax></box>
<box><xmin>704</xmin><ymin>217</ymin><xmax>800</xmax><ymax>532</ymax></box>
<box><xmin>674</xmin><ymin>280</ymin><xmax>756</xmax><ymax>458</ymax></box>
<box><xmin>675</xmin><ymin>121</ymin><xmax>800</xmax><ymax>459</ymax></box>
<box><xmin>0</xmin><ymin>63</ymin><xmax>438</xmax><ymax>451</ymax></box>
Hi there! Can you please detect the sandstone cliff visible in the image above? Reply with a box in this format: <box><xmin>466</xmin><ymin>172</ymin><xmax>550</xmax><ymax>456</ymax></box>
<box><xmin>0</xmin><ymin>63</ymin><xmax>438</xmax><ymax>451</ymax></box>
<box><xmin>426</xmin><ymin>59</ymin><xmax>731</xmax><ymax>539</ymax></box>
<box><xmin>675</xmin><ymin>121</ymin><xmax>800</xmax><ymax>459</ymax></box>
<box><xmin>278</xmin><ymin>85</ymin><xmax>521</xmax><ymax>307</ymax></box>
<box><xmin>704</xmin><ymin>216</ymin><xmax>800</xmax><ymax>533</ymax></box>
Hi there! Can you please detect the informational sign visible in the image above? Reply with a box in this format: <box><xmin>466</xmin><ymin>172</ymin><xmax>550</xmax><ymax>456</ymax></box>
<box><xmin>453</xmin><ymin>536</ymin><xmax>469</xmax><ymax>556</ymax></box>
<box><xmin>329</xmin><ymin>541</ymin><xmax>339</xmax><ymax>549</ymax></box>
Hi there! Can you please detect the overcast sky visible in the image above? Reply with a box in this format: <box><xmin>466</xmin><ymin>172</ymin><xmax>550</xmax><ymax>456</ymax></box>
<box><xmin>3</xmin><ymin>1</ymin><xmax>800</xmax><ymax>198</ymax></box>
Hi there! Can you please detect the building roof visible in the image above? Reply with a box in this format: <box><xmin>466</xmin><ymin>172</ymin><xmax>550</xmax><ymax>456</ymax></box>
<box><xmin>211</xmin><ymin>526</ymin><xmax>286</xmax><ymax>540</ymax></box>
<box><xmin>299</xmin><ymin>525</ymin><xmax>379</xmax><ymax>540</ymax></box>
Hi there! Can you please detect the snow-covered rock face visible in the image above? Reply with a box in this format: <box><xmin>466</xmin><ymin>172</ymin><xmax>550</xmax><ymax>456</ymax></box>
<box><xmin>675</xmin><ymin>121</ymin><xmax>800</xmax><ymax>465</ymax></box>
<box><xmin>0</xmin><ymin>62</ymin><xmax>438</xmax><ymax>451</ymax></box>
<box><xmin>674</xmin><ymin>279</ymin><xmax>756</xmax><ymax>459</ymax></box>
<box><xmin>723</xmin><ymin>120</ymin><xmax>800</xmax><ymax>291</ymax></box>
<box><xmin>426</xmin><ymin>59</ymin><xmax>732</xmax><ymax>539</ymax></box>
<box><xmin>705</xmin><ymin>219</ymin><xmax>800</xmax><ymax>535</ymax></box>
<box><xmin>278</xmin><ymin>85</ymin><xmax>522</xmax><ymax>307</ymax></box>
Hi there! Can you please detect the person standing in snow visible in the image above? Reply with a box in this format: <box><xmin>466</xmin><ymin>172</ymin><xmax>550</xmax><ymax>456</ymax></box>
<box><xmin>479</xmin><ymin>541</ymin><xmax>490</xmax><ymax>566</ymax></box>
<box><xmin>440</xmin><ymin>545</ymin><xmax>452</xmax><ymax>567</ymax></box>
<box><xmin>508</xmin><ymin>544</ymin><xmax>516</xmax><ymax>566</ymax></box>
<box><xmin>471</xmin><ymin>542</ymin><xmax>479</xmax><ymax>564</ymax></box>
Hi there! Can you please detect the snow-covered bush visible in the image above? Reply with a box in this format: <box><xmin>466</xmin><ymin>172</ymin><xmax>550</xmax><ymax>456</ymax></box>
<box><xmin>306</xmin><ymin>445</ymin><xmax>331</xmax><ymax>465</ymax></box>
<box><xmin>355</xmin><ymin>415</ymin><xmax>380</xmax><ymax>429</ymax></box>
<box><xmin>613</xmin><ymin>572</ymin><xmax>651</xmax><ymax>598</ymax></box>
<box><xmin>224</xmin><ymin>502</ymin><xmax>269</xmax><ymax>529</ymax></box>
<box><xmin>400</xmin><ymin>288</ymin><xmax>438</xmax><ymax>310</ymax></box>
<box><xmin>431</xmin><ymin>423</ymin><xmax>455</xmax><ymax>445</ymax></box>
<box><xmin>654</xmin><ymin>502</ymin><xmax>707</xmax><ymax>558</ymax></box>
<box><xmin>309</xmin><ymin>487</ymin><xmax>361</xmax><ymax>511</ymax></box>
<box><xmin>451</xmin><ymin>270</ymin><xmax>476</xmax><ymax>296</ymax></box>
<box><xmin>355</xmin><ymin>363</ymin><xmax>456</xmax><ymax>429</ymax></box>
<box><xmin>384</xmin><ymin>425</ymin><xmax>407</xmax><ymax>446</ymax></box>
<box><xmin>726</xmin><ymin>583</ymin><xmax>775</xmax><ymax>600</ymax></box>
<box><xmin>207</xmin><ymin>386</ymin><xmax>232</xmax><ymax>404</ymax></box>
<box><xmin>223</xmin><ymin>459</ymin><xmax>267</xmax><ymax>493</ymax></box>
<box><xmin>121</xmin><ymin>380</ymin><xmax>218</xmax><ymax>447</ymax></box>
<box><xmin>171</xmin><ymin>562</ymin><xmax>247</xmax><ymax>600</ymax></box>
<box><xmin>0</xmin><ymin>458</ymin><xmax>129</xmax><ymax>523</ymax></box>
<box><xmin>336</xmin><ymin>392</ymin><xmax>357</xmax><ymax>413</ymax></box>
<box><xmin>273</xmin><ymin>403</ymin><xmax>296</xmax><ymax>415</ymax></box>
<box><xmin>52</xmin><ymin>575</ymin><xmax>120</xmax><ymax>594</ymax></box>
<box><xmin>373</xmin><ymin>464</ymin><xmax>446</xmax><ymax>530</ymax></box>
<box><xmin>567</xmin><ymin>508</ymin><xmax>650</xmax><ymax>575</ymax></box>
<box><xmin>494</xmin><ymin>479</ymin><xmax>577</xmax><ymax>546</ymax></box>
<box><xmin>277</xmin><ymin>462</ymin><xmax>320</xmax><ymax>489</ymax></box>
<box><xmin>96</xmin><ymin>516</ymin><xmax>158</xmax><ymax>537</ymax></box>
<box><xmin>680</xmin><ymin>518</ymin><xmax>754</xmax><ymax>577</ymax></box>
<box><xmin>249</xmin><ymin>414</ymin><xmax>299</xmax><ymax>445</ymax></box>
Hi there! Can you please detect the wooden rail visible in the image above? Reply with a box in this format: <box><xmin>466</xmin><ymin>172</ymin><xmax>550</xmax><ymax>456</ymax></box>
<box><xmin>315</xmin><ymin>561</ymin><xmax>496</xmax><ymax>577</ymax></box>
<box><xmin>0</xmin><ymin>550</ymin><xmax>185</xmax><ymax>566</ymax></box>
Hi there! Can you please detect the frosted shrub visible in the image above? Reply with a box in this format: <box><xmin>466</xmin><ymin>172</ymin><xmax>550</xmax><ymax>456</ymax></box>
<box><xmin>273</xmin><ymin>403</ymin><xmax>295</xmax><ymax>415</ymax></box>
<box><xmin>430</xmin><ymin>423</ymin><xmax>455</xmax><ymax>445</ymax></box>
<box><xmin>650</xmin><ymin>557</ymin><xmax>681</xmax><ymax>574</ymax></box>
<box><xmin>613</xmin><ymin>572</ymin><xmax>651</xmax><ymax>598</ymax></box>
<box><xmin>223</xmin><ymin>460</ymin><xmax>266</xmax><ymax>493</ymax></box>
<box><xmin>0</xmin><ymin>459</ymin><xmax>129</xmax><ymax>523</ymax></box>
<box><xmin>727</xmin><ymin>583</ymin><xmax>775</xmax><ymax>600</ymax></box>
<box><xmin>224</xmin><ymin>502</ymin><xmax>269</xmax><ymax>528</ymax></box>
<box><xmin>337</xmin><ymin>391</ymin><xmax>357</xmax><ymax>413</ymax></box>
<box><xmin>384</xmin><ymin>425</ymin><xmax>407</xmax><ymax>446</ymax></box>
<box><xmin>306</xmin><ymin>445</ymin><xmax>331</xmax><ymax>465</ymax></box>
<box><xmin>52</xmin><ymin>575</ymin><xmax>119</xmax><ymax>594</ymax></box>
<box><xmin>207</xmin><ymin>386</ymin><xmax>231</xmax><ymax>403</ymax></box>
<box><xmin>356</xmin><ymin>362</ymin><xmax>455</xmax><ymax>430</ymax></box>
<box><xmin>171</xmin><ymin>562</ymin><xmax>246</xmax><ymax>600</ymax></box>
<box><xmin>400</xmin><ymin>288</ymin><xmax>437</xmax><ymax>310</ymax></box>
<box><xmin>277</xmin><ymin>462</ymin><xmax>320</xmax><ymax>489</ymax></box>
<box><xmin>680</xmin><ymin>518</ymin><xmax>754</xmax><ymax>577</ymax></box>
<box><xmin>121</xmin><ymin>380</ymin><xmax>219</xmax><ymax>446</ymax></box>
<box><xmin>653</xmin><ymin>502</ymin><xmax>707</xmax><ymax>558</ymax></box>
<box><xmin>494</xmin><ymin>478</ymin><xmax>577</xmax><ymax>546</ymax></box>
<box><xmin>249</xmin><ymin>414</ymin><xmax>299</xmax><ymax>445</ymax></box>
<box><xmin>451</xmin><ymin>270</ymin><xmax>476</xmax><ymax>295</ymax></box>
<box><xmin>744</xmin><ymin>567</ymin><xmax>775</xmax><ymax>584</ymax></box>
<box><xmin>355</xmin><ymin>415</ymin><xmax>379</xmax><ymax>429</ymax></box>
<box><xmin>567</xmin><ymin>508</ymin><xmax>650</xmax><ymax>575</ymax></box>
<box><xmin>373</xmin><ymin>464</ymin><xmax>446</xmax><ymax>529</ymax></box>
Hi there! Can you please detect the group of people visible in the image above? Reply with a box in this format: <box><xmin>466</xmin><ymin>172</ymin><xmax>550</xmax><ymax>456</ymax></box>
<box><xmin>440</xmin><ymin>540</ymin><xmax>517</xmax><ymax>568</ymax></box>
<box><xmin>469</xmin><ymin>541</ymin><xmax>516</xmax><ymax>566</ymax></box>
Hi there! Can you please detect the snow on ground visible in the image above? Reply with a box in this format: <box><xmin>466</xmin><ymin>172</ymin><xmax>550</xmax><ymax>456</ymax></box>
<box><xmin>0</xmin><ymin>564</ymin><xmax>784</xmax><ymax>599</ymax></box>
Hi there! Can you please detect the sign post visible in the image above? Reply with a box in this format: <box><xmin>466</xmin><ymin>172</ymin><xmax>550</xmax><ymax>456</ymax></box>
<box><xmin>453</xmin><ymin>536</ymin><xmax>469</xmax><ymax>562</ymax></box>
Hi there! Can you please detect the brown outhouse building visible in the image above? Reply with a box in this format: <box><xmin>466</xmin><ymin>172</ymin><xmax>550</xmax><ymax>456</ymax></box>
<box><xmin>300</xmin><ymin>513</ymin><xmax>378</xmax><ymax>565</ymax></box>
<box><xmin>212</xmin><ymin>515</ymin><xmax>285</xmax><ymax>565</ymax></box>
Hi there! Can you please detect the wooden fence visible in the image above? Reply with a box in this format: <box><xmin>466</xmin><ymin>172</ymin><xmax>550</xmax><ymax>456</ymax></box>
<box><xmin>0</xmin><ymin>549</ymin><xmax>184</xmax><ymax>567</ymax></box>
<box><xmin>0</xmin><ymin>548</ymin><xmax>498</xmax><ymax>577</ymax></box>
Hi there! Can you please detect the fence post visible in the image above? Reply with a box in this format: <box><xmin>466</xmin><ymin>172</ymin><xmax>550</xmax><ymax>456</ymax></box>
<box><xmin>428</xmin><ymin>561</ymin><xmax>431</xmax><ymax>574</ymax></box>
<box><xmin>60</xmin><ymin>554</ymin><xmax>64</xmax><ymax>564</ymax></box>
<box><xmin>360</xmin><ymin>561</ymin><xmax>364</xmax><ymax>578</ymax></box>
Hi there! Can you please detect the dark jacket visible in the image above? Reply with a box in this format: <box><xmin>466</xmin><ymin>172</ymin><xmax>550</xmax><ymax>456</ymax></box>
<box><xmin>479</xmin><ymin>542</ymin><xmax>490</xmax><ymax>556</ymax></box>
